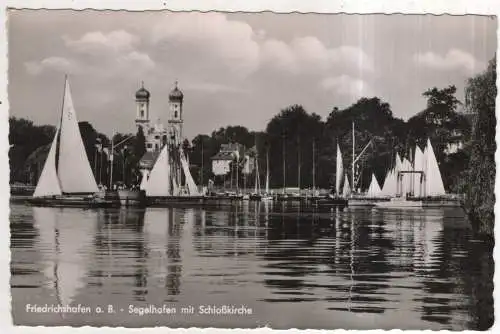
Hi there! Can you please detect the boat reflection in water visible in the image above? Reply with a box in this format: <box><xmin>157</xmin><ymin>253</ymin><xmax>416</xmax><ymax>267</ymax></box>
<box><xmin>10</xmin><ymin>202</ymin><xmax>493</xmax><ymax>329</ymax></box>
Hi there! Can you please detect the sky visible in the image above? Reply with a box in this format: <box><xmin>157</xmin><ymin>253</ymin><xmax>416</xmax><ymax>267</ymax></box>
<box><xmin>7</xmin><ymin>10</ymin><xmax>497</xmax><ymax>140</ymax></box>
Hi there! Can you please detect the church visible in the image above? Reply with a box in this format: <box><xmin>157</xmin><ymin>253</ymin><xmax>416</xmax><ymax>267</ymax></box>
<box><xmin>135</xmin><ymin>81</ymin><xmax>185</xmax><ymax>180</ymax></box>
<box><xmin>135</xmin><ymin>81</ymin><xmax>184</xmax><ymax>151</ymax></box>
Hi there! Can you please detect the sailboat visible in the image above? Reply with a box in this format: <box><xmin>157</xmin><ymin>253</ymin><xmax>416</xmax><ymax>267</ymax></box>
<box><xmin>374</xmin><ymin>138</ymin><xmax>452</xmax><ymax>208</ymax></box>
<box><xmin>27</xmin><ymin>77</ymin><xmax>111</xmax><ymax>207</ymax></box>
<box><xmin>143</xmin><ymin>137</ymin><xmax>204</xmax><ymax>206</ymax></box>
<box><xmin>261</xmin><ymin>149</ymin><xmax>273</xmax><ymax>201</ymax></box>
<box><xmin>249</xmin><ymin>152</ymin><xmax>262</xmax><ymax>201</ymax></box>
<box><xmin>320</xmin><ymin>143</ymin><xmax>348</xmax><ymax>206</ymax></box>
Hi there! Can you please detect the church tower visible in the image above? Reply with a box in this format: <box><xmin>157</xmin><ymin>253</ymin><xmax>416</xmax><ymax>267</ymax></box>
<box><xmin>168</xmin><ymin>81</ymin><xmax>184</xmax><ymax>146</ymax></box>
<box><xmin>135</xmin><ymin>81</ymin><xmax>150</xmax><ymax>132</ymax></box>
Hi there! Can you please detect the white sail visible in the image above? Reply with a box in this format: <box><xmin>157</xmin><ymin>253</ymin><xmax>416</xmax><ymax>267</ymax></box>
<box><xmin>57</xmin><ymin>79</ymin><xmax>98</xmax><ymax>194</ymax></box>
<box><xmin>367</xmin><ymin>173</ymin><xmax>382</xmax><ymax>197</ymax></box>
<box><xmin>180</xmin><ymin>148</ymin><xmax>199</xmax><ymax>195</ymax></box>
<box><xmin>335</xmin><ymin>143</ymin><xmax>343</xmax><ymax>195</ymax></box>
<box><xmin>381</xmin><ymin>169</ymin><xmax>396</xmax><ymax>197</ymax></box>
<box><xmin>145</xmin><ymin>143</ymin><xmax>171</xmax><ymax>196</ymax></box>
<box><xmin>33</xmin><ymin>127</ymin><xmax>62</xmax><ymax>197</ymax></box>
<box><xmin>139</xmin><ymin>170</ymin><xmax>149</xmax><ymax>190</ymax></box>
<box><xmin>342</xmin><ymin>173</ymin><xmax>351</xmax><ymax>197</ymax></box>
<box><xmin>413</xmin><ymin>146</ymin><xmax>425</xmax><ymax>197</ymax></box>
<box><xmin>424</xmin><ymin>139</ymin><xmax>446</xmax><ymax>196</ymax></box>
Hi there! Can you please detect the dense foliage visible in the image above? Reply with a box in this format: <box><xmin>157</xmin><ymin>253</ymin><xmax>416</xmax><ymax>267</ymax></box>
<box><xmin>464</xmin><ymin>57</ymin><xmax>496</xmax><ymax>236</ymax></box>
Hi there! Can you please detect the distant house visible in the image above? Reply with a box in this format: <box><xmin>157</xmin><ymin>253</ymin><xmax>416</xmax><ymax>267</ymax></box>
<box><xmin>211</xmin><ymin>143</ymin><xmax>245</xmax><ymax>176</ymax></box>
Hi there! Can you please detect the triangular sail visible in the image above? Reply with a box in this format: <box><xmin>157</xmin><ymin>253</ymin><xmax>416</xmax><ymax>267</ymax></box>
<box><xmin>57</xmin><ymin>78</ymin><xmax>98</xmax><ymax>194</ymax></box>
<box><xmin>424</xmin><ymin>139</ymin><xmax>446</xmax><ymax>196</ymax></box>
<box><xmin>335</xmin><ymin>143</ymin><xmax>343</xmax><ymax>195</ymax></box>
<box><xmin>342</xmin><ymin>173</ymin><xmax>351</xmax><ymax>197</ymax></box>
<box><xmin>381</xmin><ymin>169</ymin><xmax>396</xmax><ymax>197</ymax></box>
<box><xmin>145</xmin><ymin>143</ymin><xmax>171</xmax><ymax>196</ymax></box>
<box><xmin>33</xmin><ymin>126</ymin><xmax>62</xmax><ymax>197</ymax></box>
<box><xmin>180</xmin><ymin>148</ymin><xmax>199</xmax><ymax>195</ymax></box>
<box><xmin>367</xmin><ymin>173</ymin><xmax>382</xmax><ymax>197</ymax></box>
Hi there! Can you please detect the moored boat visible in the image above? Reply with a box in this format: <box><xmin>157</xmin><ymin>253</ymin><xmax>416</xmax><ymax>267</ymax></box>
<box><xmin>117</xmin><ymin>189</ymin><xmax>147</xmax><ymax>207</ymax></box>
<box><xmin>26</xmin><ymin>76</ymin><xmax>111</xmax><ymax>208</ymax></box>
<box><xmin>141</xmin><ymin>136</ymin><xmax>204</xmax><ymax>205</ymax></box>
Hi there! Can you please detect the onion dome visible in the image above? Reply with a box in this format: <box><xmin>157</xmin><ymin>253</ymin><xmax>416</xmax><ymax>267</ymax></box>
<box><xmin>135</xmin><ymin>81</ymin><xmax>150</xmax><ymax>100</ymax></box>
<box><xmin>169</xmin><ymin>81</ymin><xmax>184</xmax><ymax>102</ymax></box>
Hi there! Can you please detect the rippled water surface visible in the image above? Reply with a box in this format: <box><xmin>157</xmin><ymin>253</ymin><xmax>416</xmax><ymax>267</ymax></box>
<box><xmin>10</xmin><ymin>202</ymin><xmax>493</xmax><ymax>329</ymax></box>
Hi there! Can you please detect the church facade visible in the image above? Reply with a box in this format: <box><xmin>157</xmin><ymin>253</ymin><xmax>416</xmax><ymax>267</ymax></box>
<box><xmin>134</xmin><ymin>81</ymin><xmax>184</xmax><ymax>153</ymax></box>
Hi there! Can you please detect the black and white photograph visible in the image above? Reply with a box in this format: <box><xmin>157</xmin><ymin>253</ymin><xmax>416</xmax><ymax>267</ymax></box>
<box><xmin>6</xmin><ymin>5</ymin><xmax>497</xmax><ymax>331</ymax></box>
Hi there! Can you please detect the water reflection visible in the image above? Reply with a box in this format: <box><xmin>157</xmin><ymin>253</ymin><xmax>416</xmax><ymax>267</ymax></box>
<box><xmin>9</xmin><ymin>202</ymin><xmax>493</xmax><ymax>329</ymax></box>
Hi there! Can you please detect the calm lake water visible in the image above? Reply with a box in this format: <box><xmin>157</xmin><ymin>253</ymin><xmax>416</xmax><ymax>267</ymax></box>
<box><xmin>10</xmin><ymin>201</ymin><xmax>493</xmax><ymax>330</ymax></box>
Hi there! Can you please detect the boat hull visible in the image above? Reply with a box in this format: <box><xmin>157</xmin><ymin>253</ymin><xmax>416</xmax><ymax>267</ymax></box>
<box><xmin>147</xmin><ymin>196</ymin><xmax>207</xmax><ymax>207</ymax></box>
<box><xmin>26</xmin><ymin>195</ymin><xmax>115</xmax><ymax>208</ymax></box>
<box><xmin>373</xmin><ymin>196</ymin><xmax>462</xmax><ymax>209</ymax></box>
<box><xmin>314</xmin><ymin>197</ymin><xmax>348</xmax><ymax>207</ymax></box>
<box><xmin>373</xmin><ymin>199</ymin><xmax>423</xmax><ymax>209</ymax></box>
<box><xmin>348</xmin><ymin>197</ymin><xmax>391</xmax><ymax>207</ymax></box>
<box><xmin>117</xmin><ymin>190</ymin><xmax>146</xmax><ymax>207</ymax></box>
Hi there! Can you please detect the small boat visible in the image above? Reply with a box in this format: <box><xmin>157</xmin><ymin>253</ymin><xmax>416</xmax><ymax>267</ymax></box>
<box><xmin>117</xmin><ymin>189</ymin><xmax>147</xmax><ymax>207</ymax></box>
<box><xmin>348</xmin><ymin>173</ymin><xmax>391</xmax><ymax>207</ymax></box>
<box><xmin>249</xmin><ymin>193</ymin><xmax>262</xmax><ymax>201</ymax></box>
<box><xmin>27</xmin><ymin>76</ymin><xmax>112</xmax><ymax>208</ymax></box>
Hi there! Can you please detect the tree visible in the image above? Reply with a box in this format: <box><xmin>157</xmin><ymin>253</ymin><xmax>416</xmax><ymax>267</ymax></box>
<box><xmin>9</xmin><ymin>117</ymin><xmax>56</xmax><ymax>183</ymax></box>
<box><xmin>464</xmin><ymin>57</ymin><xmax>496</xmax><ymax>236</ymax></box>
<box><xmin>134</xmin><ymin>126</ymin><xmax>146</xmax><ymax>161</ymax></box>
<box><xmin>266</xmin><ymin>104</ymin><xmax>324</xmax><ymax>188</ymax></box>
<box><xmin>408</xmin><ymin>85</ymin><xmax>470</xmax><ymax>161</ymax></box>
<box><xmin>323</xmin><ymin>98</ymin><xmax>405</xmax><ymax>191</ymax></box>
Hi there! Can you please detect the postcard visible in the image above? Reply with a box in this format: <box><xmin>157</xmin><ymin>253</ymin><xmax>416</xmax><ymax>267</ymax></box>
<box><xmin>3</xmin><ymin>0</ymin><xmax>498</xmax><ymax>332</ymax></box>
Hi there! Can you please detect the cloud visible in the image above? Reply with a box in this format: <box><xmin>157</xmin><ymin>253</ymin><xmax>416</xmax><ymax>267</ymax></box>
<box><xmin>150</xmin><ymin>13</ymin><xmax>374</xmax><ymax>78</ymax></box>
<box><xmin>320</xmin><ymin>75</ymin><xmax>373</xmax><ymax>98</ymax></box>
<box><xmin>184</xmin><ymin>82</ymin><xmax>247</xmax><ymax>94</ymax></box>
<box><xmin>25</xmin><ymin>56</ymin><xmax>79</xmax><ymax>75</ymax></box>
<box><xmin>261</xmin><ymin>37</ymin><xmax>374</xmax><ymax>75</ymax></box>
<box><xmin>118</xmin><ymin>51</ymin><xmax>155</xmax><ymax>71</ymax></box>
<box><xmin>151</xmin><ymin>12</ymin><xmax>260</xmax><ymax>77</ymax></box>
<box><xmin>413</xmin><ymin>49</ymin><xmax>482</xmax><ymax>73</ymax></box>
<box><xmin>64</xmin><ymin>30</ymin><xmax>138</xmax><ymax>54</ymax></box>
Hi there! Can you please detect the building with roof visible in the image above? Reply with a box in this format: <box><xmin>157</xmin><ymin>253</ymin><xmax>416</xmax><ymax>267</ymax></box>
<box><xmin>135</xmin><ymin>80</ymin><xmax>184</xmax><ymax>160</ymax></box>
<box><xmin>135</xmin><ymin>81</ymin><xmax>184</xmax><ymax>153</ymax></box>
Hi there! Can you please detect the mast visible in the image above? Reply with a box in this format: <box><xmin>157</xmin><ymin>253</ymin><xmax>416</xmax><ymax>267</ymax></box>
<box><xmin>282</xmin><ymin>133</ymin><xmax>286</xmax><ymax>194</ymax></box>
<box><xmin>312</xmin><ymin>140</ymin><xmax>316</xmax><ymax>192</ymax></box>
<box><xmin>297</xmin><ymin>136</ymin><xmax>301</xmax><ymax>190</ymax></box>
<box><xmin>265</xmin><ymin>146</ymin><xmax>270</xmax><ymax>194</ymax></box>
<box><xmin>201</xmin><ymin>140</ymin><xmax>204</xmax><ymax>187</ymax></box>
<box><xmin>352</xmin><ymin>122</ymin><xmax>355</xmax><ymax>194</ymax></box>
<box><xmin>109</xmin><ymin>132</ymin><xmax>115</xmax><ymax>188</ymax></box>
